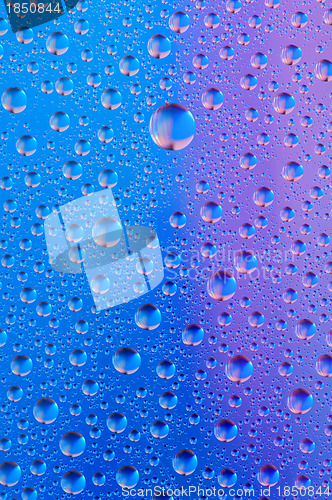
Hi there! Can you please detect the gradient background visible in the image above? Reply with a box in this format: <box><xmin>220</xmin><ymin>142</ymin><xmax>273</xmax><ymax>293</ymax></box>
<box><xmin>0</xmin><ymin>0</ymin><xmax>331</xmax><ymax>498</ymax></box>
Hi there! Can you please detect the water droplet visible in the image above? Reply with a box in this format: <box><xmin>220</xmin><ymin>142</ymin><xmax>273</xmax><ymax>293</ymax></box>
<box><xmin>149</xmin><ymin>103</ymin><xmax>195</xmax><ymax>150</ymax></box>
<box><xmin>287</xmin><ymin>388</ymin><xmax>313</xmax><ymax>414</ymax></box>
<box><xmin>46</xmin><ymin>32</ymin><xmax>69</xmax><ymax>55</ymax></box>
<box><xmin>316</xmin><ymin>355</ymin><xmax>332</xmax><ymax>377</ymax></box>
<box><xmin>1</xmin><ymin>87</ymin><xmax>27</xmax><ymax>113</ymax></box>
<box><xmin>147</xmin><ymin>34</ymin><xmax>171</xmax><ymax>59</ymax></box>
<box><xmin>33</xmin><ymin>398</ymin><xmax>59</xmax><ymax>424</ymax></box>
<box><xmin>169</xmin><ymin>11</ymin><xmax>190</xmax><ymax>33</ymax></box>
<box><xmin>207</xmin><ymin>271</ymin><xmax>237</xmax><ymax>301</ymax></box>
<box><xmin>119</xmin><ymin>55</ymin><xmax>140</xmax><ymax>76</ymax></box>
<box><xmin>273</xmin><ymin>92</ymin><xmax>295</xmax><ymax>114</ymax></box>
<box><xmin>202</xmin><ymin>88</ymin><xmax>224</xmax><ymax>110</ymax></box>
<box><xmin>226</xmin><ymin>355</ymin><xmax>253</xmax><ymax>383</ymax></box>
<box><xmin>315</xmin><ymin>59</ymin><xmax>332</xmax><ymax>82</ymax></box>
<box><xmin>182</xmin><ymin>324</ymin><xmax>204</xmax><ymax>346</ymax></box>
<box><xmin>0</xmin><ymin>461</ymin><xmax>21</xmax><ymax>486</ymax></box>
<box><xmin>92</xmin><ymin>217</ymin><xmax>122</xmax><ymax>248</ymax></box>
<box><xmin>61</xmin><ymin>470</ymin><xmax>86</xmax><ymax>494</ymax></box>
<box><xmin>60</xmin><ymin>432</ymin><xmax>86</xmax><ymax>457</ymax></box>
<box><xmin>258</xmin><ymin>464</ymin><xmax>279</xmax><ymax>486</ymax></box>
<box><xmin>113</xmin><ymin>347</ymin><xmax>141</xmax><ymax>374</ymax></box>
<box><xmin>135</xmin><ymin>304</ymin><xmax>161</xmax><ymax>330</ymax></box>
<box><xmin>172</xmin><ymin>449</ymin><xmax>197</xmax><ymax>475</ymax></box>
<box><xmin>107</xmin><ymin>412</ymin><xmax>127</xmax><ymax>433</ymax></box>
<box><xmin>116</xmin><ymin>465</ymin><xmax>139</xmax><ymax>488</ymax></box>
<box><xmin>101</xmin><ymin>89</ymin><xmax>122</xmax><ymax>110</ymax></box>
<box><xmin>214</xmin><ymin>419</ymin><xmax>238</xmax><ymax>442</ymax></box>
